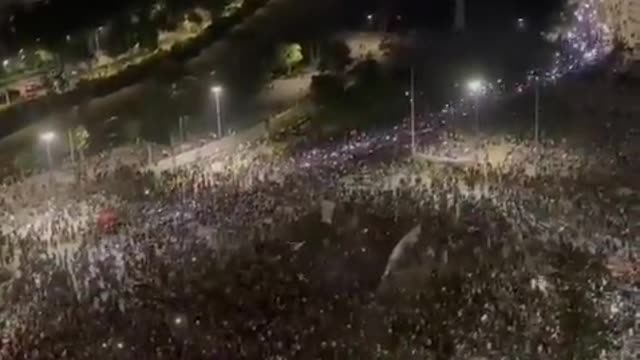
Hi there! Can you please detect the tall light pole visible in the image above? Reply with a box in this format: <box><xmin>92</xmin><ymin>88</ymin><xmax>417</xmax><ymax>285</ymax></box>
<box><xmin>67</xmin><ymin>128</ymin><xmax>76</xmax><ymax>165</ymax></box>
<box><xmin>449</xmin><ymin>104</ymin><xmax>456</xmax><ymax>124</ymax></box>
<box><xmin>94</xmin><ymin>26</ymin><xmax>104</xmax><ymax>54</ymax></box>
<box><xmin>366</xmin><ymin>13</ymin><xmax>374</xmax><ymax>29</ymax></box>
<box><xmin>40</xmin><ymin>131</ymin><xmax>56</xmax><ymax>171</ymax></box>
<box><xmin>178</xmin><ymin>115</ymin><xmax>186</xmax><ymax>143</ymax></box>
<box><xmin>534</xmin><ymin>75</ymin><xmax>540</xmax><ymax>146</ymax></box>
<box><xmin>211</xmin><ymin>86</ymin><xmax>223</xmax><ymax>138</ymax></box>
<box><xmin>467</xmin><ymin>79</ymin><xmax>484</xmax><ymax>135</ymax></box>
<box><xmin>410</xmin><ymin>66</ymin><xmax>416</xmax><ymax>155</ymax></box>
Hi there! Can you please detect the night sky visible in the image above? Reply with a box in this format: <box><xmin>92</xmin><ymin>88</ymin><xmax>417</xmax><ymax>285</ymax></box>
<box><xmin>0</xmin><ymin>0</ymin><xmax>154</xmax><ymax>49</ymax></box>
<box><xmin>0</xmin><ymin>0</ymin><xmax>564</xmax><ymax>44</ymax></box>
<box><xmin>383</xmin><ymin>0</ymin><xmax>563</xmax><ymax>30</ymax></box>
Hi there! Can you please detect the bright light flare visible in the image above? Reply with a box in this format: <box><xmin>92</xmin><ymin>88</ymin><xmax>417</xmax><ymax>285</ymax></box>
<box><xmin>40</xmin><ymin>131</ymin><xmax>56</xmax><ymax>142</ymax></box>
<box><xmin>467</xmin><ymin>79</ymin><xmax>485</xmax><ymax>94</ymax></box>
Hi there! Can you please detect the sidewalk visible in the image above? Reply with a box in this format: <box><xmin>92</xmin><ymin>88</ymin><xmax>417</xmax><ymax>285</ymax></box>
<box><xmin>152</xmin><ymin>103</ymin><xmax>310</xmax><ymax>172</ymax></box>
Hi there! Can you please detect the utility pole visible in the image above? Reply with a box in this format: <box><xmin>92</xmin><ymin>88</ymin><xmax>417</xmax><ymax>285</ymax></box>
<box><xmin>178</xmin><ymin>116</ymin><xmax>185</xmax><ymax>143</ymax></box>
<box><xmin>473</xmin><ymin>96</ymin><xmax>480</xmax><ymax>135</ymax></box>
<box><xmin>450</xmin><ymin>105</ymin><xmax>455</xmax><ymax>125</ymax></box>
<box><xmin>67</xmin><ymin>129</ymin><xmax>75</xmax><ymax>165</ymax></box>
<box><xmin>212</xmin><ymin>86</ymin><xmax>223</xmax><ymax>138</ymax></box>
<box><xmin>45</xmin><ymin>142</ymin><xmax>53</xmax><ymax>171</ymax></box>
<box><xmin>147</xmin><ymin>143</ymin><xmax>153</xmax><ymax>167</ymax></box>
<box><xmin>410</xmin><ymin>66</ymin><xmax>416</xmax><ymax>155</ymax></box>
<box><xmin>534</xmin><ymin>75</ymin><xmax>540</xmax><ymax>146</ymax></box>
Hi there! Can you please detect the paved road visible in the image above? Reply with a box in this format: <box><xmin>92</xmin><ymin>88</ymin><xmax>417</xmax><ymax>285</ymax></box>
<box><xmin>0</xmin><ymin>0</ymin><xmax>341</xmax><ymax>151</ymax></box>
<box><xmin>153</xmin><ymin>103</ymin><xmax>309</xmax><ymax>171</ymax></box>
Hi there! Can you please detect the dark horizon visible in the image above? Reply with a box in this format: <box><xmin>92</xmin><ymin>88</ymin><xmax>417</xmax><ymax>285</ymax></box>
<box><xmin>0</xmin><ymin>0</ymin><xmax>565</xmax><ymax>51</ymax></box>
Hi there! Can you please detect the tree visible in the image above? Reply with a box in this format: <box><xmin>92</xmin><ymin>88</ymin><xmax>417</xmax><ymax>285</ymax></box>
<box><xmin>152</xmin><ymin>11</ymin><xmax>179</xmax><ymax>32</ymax></box>
<box><xmin>310</xmin><ymin>74</ymin><xmax>345</xmax><ymax>105</ymax></box>
<box><xmin>319</xmin><ymin>40</ymin><xmax>352</xmax><ymax>73</ymax></box>
<box><xmin>67</xmin><ymin>124</ymin><xmax>90</xmax><ymax>174</ymax></box>
<box><xmin>350</xmin><ymin>59</ymin><xmax>382</xmax><ymax>88</ymax></box>
<box><xmin>60</xmin><ymin>33</ymin><xmax>92</xmax><ymax>63</ymax></box>
<box><xmin>34</xmin><ymin>49</ymin><xmax>55</xmax><ymax>65</ymax></box>
<box><xmin>186</xmin><ymin>10</ymin><xmax>204</xmax><ymax>25</ymax></box>
<box><xmin>278</xmin><ymin>43</ymin><xmax>304</xmax><ymax>75</ymax></box>
<box><xmin>135</xmin><ymin>17</ymin><xmax>159</xmax><ymax>50</ymax></box>
<box><xmin>71</xmin><ymin>125</ymin><xmax>90</xmax><ymax>157</ymax></box>
<box><xmin>103</xmin><ymin>17</ymin><xmax>137</xmax><ymax>56</ymax></box>
<box><xmin>222</xmin><ymin>0</ymin><xmax>245</xmax><ymax>17</ymax></box>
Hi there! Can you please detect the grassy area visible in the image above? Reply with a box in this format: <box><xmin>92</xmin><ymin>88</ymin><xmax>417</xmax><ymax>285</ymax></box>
<box><xmin>0</xmin><ymin>67</ymin><xmax>56</xmax><ymax>88</ymax></box>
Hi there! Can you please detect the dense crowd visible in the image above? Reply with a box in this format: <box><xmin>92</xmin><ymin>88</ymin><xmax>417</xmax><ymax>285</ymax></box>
<box><xmin>0</xmin><ymin>119</ymin><xmax>638</xmax><ymax>359</ymax></box>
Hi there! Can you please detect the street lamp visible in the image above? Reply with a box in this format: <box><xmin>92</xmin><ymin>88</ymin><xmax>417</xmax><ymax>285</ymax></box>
<box><xmin>2</xmin><ymin>59</ymin><xmax>9</xmax><ymax>67</ymax></box>
<box><xmin>365</xmin><ymin>13</ymin><xmax>374</xmax><ymax>29</ymax></box>
<box><xmin>533</xmin><ymin>74</ymin><xmax>541</xmax><ymax>146</ymax></box>
<box><xmin>40</xmin><ymin>131</ymin><xmax>56</xmax><ymax>170</ymax></box>
<box><xmin>409</xmin><ymin>66</ymin><xmax>416</xmax><ymax>155</ymax></box>
<box><xmin>95</xmin><ymin>26</ymin><xmax>104</xmax><ymax>54</ymax></box>
<box><xmin>211</xmin><ymin>86</ymin><xmax>223</xmax><ymax>138</ymax></box>
<box><xmin>467</xmin><ymin>79</ymin><xmax>485</xmax><ymax>134</ymax></box>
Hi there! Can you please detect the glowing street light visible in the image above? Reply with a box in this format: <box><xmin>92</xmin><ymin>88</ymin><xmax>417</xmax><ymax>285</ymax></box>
<box><xmin>41</xmin><ymin>131</ymin><xmax>55</xmax><ymax>142</ymax></box>
<box><xmin>2</xmin><ymin>59</ymin><xmax>9</xmax><ymax>67</ymax></box>
<box><xmin>40</xmin><ymin>131</ymin><xmax>56</xmax><ymax>170</ymax></box>
<box><xmin>211</xmin><ymin>86</ymin><xmax>223</xmax><ymax>138</ymax></box>
<box><xmin>467</xmin><ymin>79</ymin><xmax>485</xmax><ymax>134</ymax></box>
<box><xmin>365</xmin><ymin>13</ymin><xmax>374</xmax><ymax>29</ymax></box>
<box><xmin>467</xmin><ymin>79</ymin><xmax>484</xmax><ymax>94</ymax></box>
<box><xmin>94</xmin><ymin>26</ymin><xmax>104</xmax><ymax>54</ymax></box>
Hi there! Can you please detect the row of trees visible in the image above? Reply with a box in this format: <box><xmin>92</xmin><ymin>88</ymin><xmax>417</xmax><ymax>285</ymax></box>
<box><xmin>275</xmin><ymin>39</ymin><xmax>352</xmax><ymax>76</ymax></box>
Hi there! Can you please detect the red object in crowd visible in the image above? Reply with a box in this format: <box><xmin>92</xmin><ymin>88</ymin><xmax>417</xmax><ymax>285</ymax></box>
<box><xmin>97</xmin><ymin>208</ymin><xmax>119</xmax><ymax>233</ymax></box>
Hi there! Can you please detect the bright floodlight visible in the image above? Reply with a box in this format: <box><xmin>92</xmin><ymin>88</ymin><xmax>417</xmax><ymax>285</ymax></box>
<box><xmin>40</xmin><ymin>131</ymin><xmax>56</xmax><ymax>142</ymax></box>
<box><xmin>2</xmin><ymin>59</ymin><xmax>8</xmax><ymax>67</ymax></box>
<box><xmin>467</xmin><ymin>79</ymin><xmax>484</xmax><ymax>94</ymax></box>
<box><xmin>211</xmin><ymin>86</ymin><xmax>222</xmax><ymax>94</ymax></box>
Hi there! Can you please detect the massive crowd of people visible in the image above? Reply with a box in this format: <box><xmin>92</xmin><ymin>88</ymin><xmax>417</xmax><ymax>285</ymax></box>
<box><xmin>0</xmin><ymin>117</ymin><xmax>638</xmax><ymax>359</ymax></box>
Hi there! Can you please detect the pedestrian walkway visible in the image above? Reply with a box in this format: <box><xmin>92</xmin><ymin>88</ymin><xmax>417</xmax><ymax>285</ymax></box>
<box><xmin>152</xmin><ymin>103</ymin><xmax>309</xmax><ymax>172</ymax></box>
